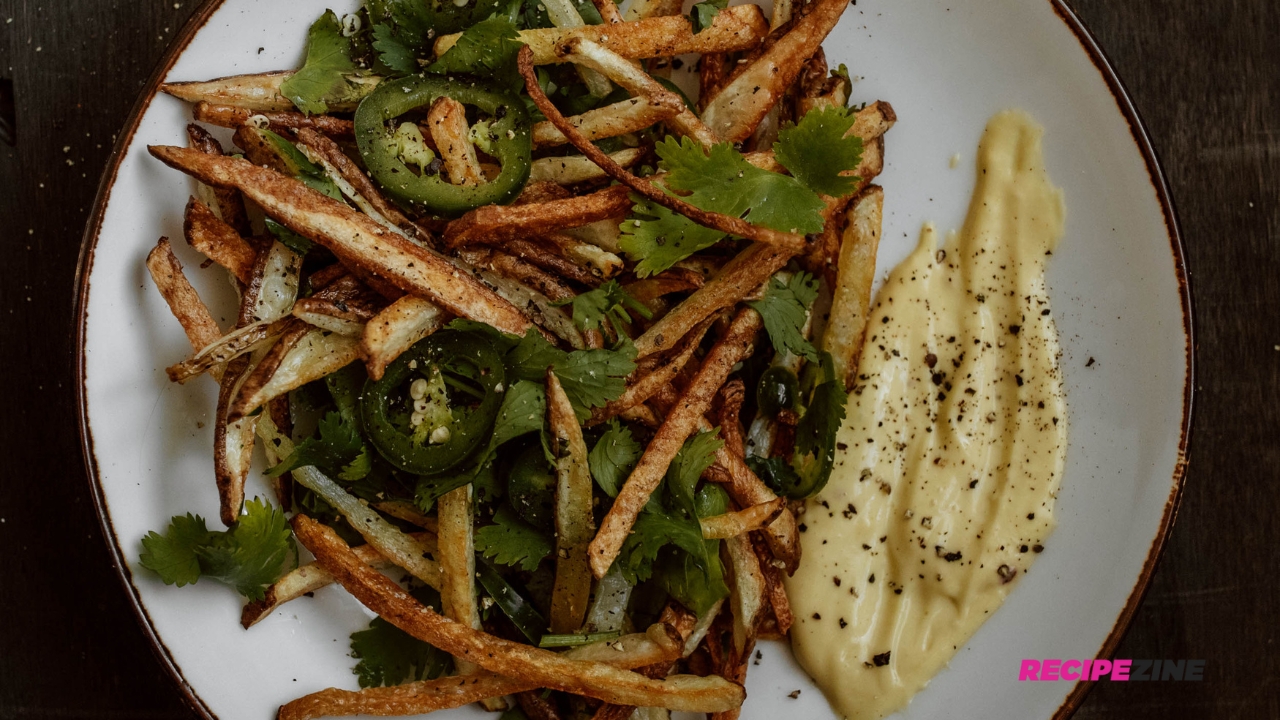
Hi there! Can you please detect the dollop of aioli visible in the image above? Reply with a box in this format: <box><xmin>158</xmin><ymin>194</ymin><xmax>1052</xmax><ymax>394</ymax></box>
<box><xmin>787</xmin><ymin>110</ymin><xmax>1067</xmax><ymax>720</ymax></box>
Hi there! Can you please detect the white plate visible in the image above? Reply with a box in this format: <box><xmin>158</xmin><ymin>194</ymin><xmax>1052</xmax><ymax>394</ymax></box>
<box><xmin>76</xmin><ymin>1</ymin><xmax>1192</xmax><ymax>718</ymax></box>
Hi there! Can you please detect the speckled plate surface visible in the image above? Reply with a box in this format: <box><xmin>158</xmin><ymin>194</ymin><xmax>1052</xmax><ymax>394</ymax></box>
<box><xmin>76</xmin><ymin>1</ymin><xmax>1191</xmax><ymax>718</ymax></box>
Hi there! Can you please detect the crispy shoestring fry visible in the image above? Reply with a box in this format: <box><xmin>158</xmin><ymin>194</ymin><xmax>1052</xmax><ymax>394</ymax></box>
<box><xmin>162</xmin><ymin>71</ymin><xmax>298</xmax><ymax>112</ymax></box>
<box><xmin>146</xmin><ymin>237</ymin><xmax>224</xmax><ymax>358</ymax></box>
<box><xmin>519</xmin><ymin>46</ymin><xmax>807</xmax><ymax>255</ymax></box>
<box><xmin>751</xmin><ymin>530</ymin><xmax>794</xmax><ymax>635</ymax></box>
<box><xmin>714</xmin><ymin>378</ymin><xmax>747</xmax><ymax>458</ymax></box>
<box><xmin>533</xmin><ymin>96</ymin><xmax>680</xmax><ymax>148</ymax></box>
<box><xmin>459</xmin><ymin>247</ymin><xmax>575</xmax><ymax>302</ymax></box>
<box><xmin>530</xmin><ymin>147</ymin><xmax>645</xmax><ymax>186</ymax></box>
<box><xmin>361</xmin><ymin>296</ymin><xmax>447</xmax><ymax>381</ymax></box>
<box><xmin>589</xmin><ymin>308</ymin><xmax>762</xmax><ymax>577</ymax></box>
<box><xmin>548</xmin><ymin>369</ymin><xmax>596</xmax><ymax>633</ymax></box>
<box><xmin>278</xmin><ymin>626</ymin><xmax>682</xmax><ymax>720</ymax></box>
<box><xmin>700</xmin><ymin>497</ymin><xmax>786</xmax><ymax>539</ymax></box>
<box><xmin>291</xmin><ymin>515</ymin><xmax>745</xmax><ymax>712</ymax></box>
<box><xmin>587</xmin><ymin>316</ymin><xmax>714</xmax><ymax>426</ymax></box>
<box><xmin>147</xmin><ymin>146</ymin><xmax>538</xmax><ymax>338</ymax></box>
<box><xmin>183</xmin><ymin>197</ymin><xmax>257</xmax><ymax>286</ymax></box>
<box><xmin>186</xmin><ymin>123</ymin><xmax>251</xmax><ymax>235</ymax></box>
<box><xmin>437</xmin><ymin>484</ymin><xmax>483</xmax><ymax>676</ymax></box>
<box><xmin>824</xmin><ymin>185</ymin><xmax>884</xmax><ymax>388</ymax></box>
<box><xmin>193</xmin><ymin>101</ymin><xmax>354</xmax><ymax>138</ymax></box>
<box><xmin>428</xmin><ymin>96</ymin><xmax>485</xmax><ymax>187</ymax></box>
<box><xmin>445</xmin><ymin>183</ymin><xmax>632</xmax><ymax>248</ymax></box>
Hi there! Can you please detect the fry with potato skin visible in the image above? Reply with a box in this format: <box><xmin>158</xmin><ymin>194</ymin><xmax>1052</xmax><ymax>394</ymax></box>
<box><xmin>147</xmin><ymin>145</ymin><xmax>539</xmax><ymax>338</ymax></box>
<box><xmin>437</xmin><ymin>484</ymin><xmax>483</xmax><ymax>676</ymax></box>
<box><xmin>291</xmin><ymin>515</ymin><xmax>746</xmax><ymax>712</ymax></box>
<box><xmin>184</xmin><ymin>197</ymin><xmax>258</xmax><ymax>286</ymax></box>
<box><xmin>193</xmin><ymin>101</ymin><xmax>354</xmax><ymax>138</ymax></box>
<box><xmin>428</xmin><ymin>96</ymin><xmax>485</xmax><ymax>187</ymax></box>
<box><xmin>824</xmin><ymin>185</ymin><xmax>884</xmax><ymax>388</ymax></box>
<box><xmin>587</xmin><ymin>316</ymin><xmax>714</xmax><ymax>427</ymax></box>
<box><xmin>519</xmin><ymin>46</ymin><xmax>807</xmax><ymax>256</ymax></box>
<box><xmin>163</xmin><ymin>71</ymin><xmax>298</xmax><ymax>112</ymax></box>
<box><xmin>700</xmin><ymin>497</ymin><xmax>786</xmax><ymax>539</ymax></box>
<box><xmin>229</xmin><ymin>325</ymin><xmax>363</xmax><ymax>421</ymax></box>
<box><xmin>186</xmin><ymin>123</ymin><xmax>251</xmax><ymax>235</ymax></box>
<box><xmin>434</xmin><ymin>5</ymin><xmax>768</xmax><ymax>65</ymax></box>
<box><xmin>361</xmin><ymin>296</ymin><xmax>447</xmax><ymax>381</ymax></box>
<box><xmin>277</xmin><ymin>626</ymin><xmax>683</xmax><ymax>720</ymax></box>
<box><xmin>589</xmin><ymin>308</ymin><xmax>762</xmax><ymax>578</ymax></box>
<box><xmin>445</xmin><ymin>184</ymin><xmax>633</xmax><ymax>248</ymax></box>
<box><xmin>458</xmin><ymin>247</ymin><xmax>575</xmax><ymax>303</ymax></box>
<box><xmin>532</xmin><ymin>96</ymin><xmax>680</xmax><ymax>148</ymax></box>
<box><xmin>146</xmin><ymin>237</ymin><xmax>224</xmax><ymax>356</ymax></box>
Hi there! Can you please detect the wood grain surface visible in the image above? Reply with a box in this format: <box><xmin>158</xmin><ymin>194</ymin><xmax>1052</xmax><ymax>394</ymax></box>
<box><xmin>0</xmin><ymin>0</ymin><xmax>1276</xmax><ymax>718</ymax></box>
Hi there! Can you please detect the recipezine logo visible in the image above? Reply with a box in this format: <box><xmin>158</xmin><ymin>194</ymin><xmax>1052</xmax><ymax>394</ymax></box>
<box><xmin>1019</xmin><ymin>659</ymin><xmax>1206</xmax><ymax>682</ymax></box>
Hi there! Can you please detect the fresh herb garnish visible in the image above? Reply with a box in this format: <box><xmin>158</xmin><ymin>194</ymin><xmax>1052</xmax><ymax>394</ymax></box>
<box><xmin>588</xmin><ymin>420</ymin><xmax>642</xmax><ymax>497</ymax></box>
<box><xmin>350</xmin><ymin>585</ymin><xmax>452</xmax><ymax>687</ymax></box>
<box><xmin>281</xmin><ymin>10</ymin><xmax>364</xmax><ymax>115</ymax></box>
<box><xmin>476</xmin><ymin>505</ymin><xmax>555</xmax><ymax>571</ymax></box>
<box><xmin>748</xmin><ymin>271</ymin><xmax>821</xmax><ymax>362</ymax></box>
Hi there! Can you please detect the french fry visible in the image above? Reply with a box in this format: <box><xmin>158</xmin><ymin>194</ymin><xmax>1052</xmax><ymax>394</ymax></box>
<box><xmin>698</xmin><ymin>53</ymin><xmax>729</xmax><ymax>112</ymax></box>
<box><xmin>148</xmin><ymin>146</ymin><xmax>539</xmax><ymax>338</ymax></box>
<box><xmin>361</xmin><ymin>296</ymin><xmax>447</xmax><ymax>381</ymax></box>
<box><xmin>538</xmin><ymin>232</ymin><xmax>625</xmax><ymax>280</ymax></box>
<box><xmin>292</xmin><ymin>468</ymin><xmax>443</xmax><ymax>589</ymax></box>
<box><xmin>372</xmin><ymin>500</ymin><xmax>439</xmax><ymax>532</ymax></box>
<box><xmin>682</xmin><ymin>599</ymin><xmax>725</xmax><ymax>657</ymax></box>
<box><xmin>700</xmin><ymin>498</ymin><xmax>786</xmax><ymax>539</ymax></box>
<box><xmin>533</xmin><ymin>97</ymin><xmax>678</xmax><ymax>148</ymax></box>
<box><xmin>229</xmin><ymin>325</ymin><xmax>363</xmax><ymax>421</ymax></box>
<box><xmin>701</xmin><ymin>0</ymin><xmax>851</xmax><ymax>143</ymax></box>
<box><xmin>714</xmin><ymin>378</ymin><xmax>747</xmax><ymax>458</ymax></box>
<box><xmin>145</xmin><ymin>237</ymin><xmax>224</xmax><ymax>356</ymax></box>
<box><xmin>193</xmin><ymin>101</ymin><xmax>354</xmax><ymax>138</ymax></box>
<box><xmin>162</xmin><ymin>71</ymin><xmax>298</xmax><ymax>112</ymax></box>
<box><xmin>459</xmin><ymin>247</ymin><xmax>575</xmax><ymax>303</ymax></box>
<box><xmin>824</xmin><ymin>185</ymin><xmax>884</xmax><ymax>388</ymax></box>
<box><xmin>427</xmin><ymin>96</ymin><xmax>485</xmax><ymax>187</ymax></box>
<box><xmin>241</xmin><ymin>532</ymin><xmax>437</xmax><ymax>629</ymax></box>
<box><xmin>292</xmin><ymin>515</ymin><xmax>745</xmax><ymax>712</ymax></box>
<box><xmin>520</xmin><ymin>47</ymin><xmax>807</xmax><ymax>256</ymax></box>
<box><xmin>751</xmin><ymin>530</ymin><xmax>793</xmax><ymax>635</ymax></box>
<box><xmin>530</xmin><ymin>147</ymin><xmax>645</xmax><ymax>186</ymax></box>
<box><xmin>445</xmin><ymin>184</ymin><xmax>633</xmax><ymax>248</ymax></box>
<box><xmin>294</xmin><ymin>128</ymin><xmax>435</xmax><ymax>244</ymax></box>
<box><xmin>590</xmin><ymin>0</ymin><xmax>624</xmax><ymax>24</ymax></box>
<box><xmin>437</xmin><ymin>484</ymin><xmax>483</xmax><ymax>677</ymax></box>
<box><xmin>707</xmin><ymin>440</ymin><xmax>800</xmax><ymax>574</ymax></box>
<box><xmin>559</xmin><ymin>39</ymin><xmax>719</xmax><ymax>148</ymax></box>
<box><xmin>186</xmin><ymin>123</ymin><xmax>250</xmax><ymax>235</ymax></box>
<box><xmin>589</xmin><ymin>309</ymin><xmax>761</xmax><ymax>578</ymax></box>
<box><xmin>517</xmin><ymin>690</ymin><xmax>563</xmax><ymax>720</ymax></box>
<box><xmin>547</xmin><ymin>370</ymin><xmax>596</xmax><ymax>633</ymax></box>
<box><xmin>291</xmin><ymin>295</ymin><xmax>378</xmax><ymax>337</ymax></box>
<box><xmin>565</xmin><ymin>216</ymin><xmax>624</xmax><ymax>254</ymax></box>
<box><xmin>278</xmin><ymin>626</ymin><xmax>682</xmax><ymax>720</ymax></box>
<box><xmin>434</xmin><ymin>5</ymin><xmax>768</xmax><ymax>65</ymax></box>
<box><xmin>166</xmin><ymin>318</ymin><xmax>292</xmax><ymax>383</ymax></box>
<box><xmin>463</xmin><ymin>261</ymin><xmax>586</xmax><ymax>348</ymax></box>
<box><xmin>214</xmin><ymin>356</ymin><xmax>261</xmax><ymax>526</ymax></box>
<box><xmin>721</xmin><ymin>533</ymin><xmax>766</xmax><ymax>654</ymax></box>
<box><xmin>586</xmin><ymin>316</ymin><xmax>714</xmax><ymax>426</ymax></box>
<box><xmin>183</xmin><ymin>197</ymin><xmax>257</xmax><ymax>286</ymax></box>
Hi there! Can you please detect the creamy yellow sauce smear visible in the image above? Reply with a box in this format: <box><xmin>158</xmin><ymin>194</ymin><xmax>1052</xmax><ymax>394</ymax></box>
<box><xmin>787</xmin><ymin>110</ymin><xmax>1068</xmax><ymax>720</ymax></box>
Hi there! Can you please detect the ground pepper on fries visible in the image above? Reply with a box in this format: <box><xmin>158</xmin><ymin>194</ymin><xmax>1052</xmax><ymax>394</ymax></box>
<box><xmin>138</xmin><ymin>0</ymin><xmax>893</xmax><ymax>716</ymax></box>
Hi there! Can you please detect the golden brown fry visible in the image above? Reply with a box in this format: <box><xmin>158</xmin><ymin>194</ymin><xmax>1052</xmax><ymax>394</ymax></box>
<box><xmin>722</xmin><ymin>532</ymin><xmax>766</xmax><ymax>654</ymax></box>
<box><xmin>701</xmin><ymin>0</ymin><xmax>851</xmax><ymax>143</ymax></box>
<box><xmin>361</xmin><ymin>296</ymin><xmax>448</xmax><ymax>381</ymax></box>
<box><xmin>165</xmin><ymin>318</ymin><xmax>291</xmax><ymax>383</ymax></box>
<box><xmin>183</xmin><ymin>197</ymin><xmax>258</xmax><ymax>286</ymax></box>
<box><xmin>520</xmin><ymin>47</ymin><xmax>806</xmax><ymax>256</ymax></box>
<box><xmin>533</xmin><ymin>98</ymin><xmax>678</xmax><ymax>148</ymax></box>
<box><xmin>590</xmin><ymin>0</ymin><xmax>623</xmax><ymax>24</ymax></box>
<box><xmin>530</xmin><ymin>147</ymin><xmax>645</xmax><ymax>186</ymax></box>
<box><xmin>291</xmin><ymin>295</ymin><xmax>379</xmax><ymax>337</ymax></box>
<box><xmin>590</xmin><ymin>309</ymin><xmax>761</xmax><ymax>577</ymax></box>
<box><xmin>700</xmin><ymin>497</ymin><xmax>786</xmax><ymax>539</ymax></box>
<box><xmin>435</xmin><ymin>5</ymin><xmax>768</xmax><ymax>64</ymax></box>
<box><xmin>437</xmin><ymin>484</ymin><xmax>483</xmax><ymax>676</ymax></box>
<box><xmin>708</xmin><ymin>442</ymin><xmax>800</xmax><ymax>574</ymax></box>
<box><xmin>548</xmin><ymin>369</ymin><xmax>596</xmax><ymax>633</ymax></box>
<box><xmin>241</xmin><ymin>533</ymin><xmax>437</xmax><ymax>629</ymax></box>
<box><xmin>559</xmin><ymin>39</ymin><xmax>719</xmax><ymax>148</ymax></box>
<box><xmin>699</xmin><ymin>53</ymin><xmax>729</xmax><ymax>112</ymax></box>
<box><xmin>459</xmin><ymin>247</ymin><xmax>576</xmax><ymax>303</ymax></box>
<box><xmin>278</xmin><ymin>627</ymin><xmax>681</xmax><ymax>720</ymax></box>
<box><xmin>539</xmin><ymin>232</ymin><xmax>625</xmax><ymax>280</ymax></box>
<box><xmin>145</xmin><ymin>237</ymin><xmax>224</xmax><ymax>355</ymax></box>
<box><xmin>193</xmin><ymin>101</ymin><xmax>354</xmax><ymax>138</ymax></box>
<box><xmin>851</xmin><ymin>100</ymin><xmax>897</xmax><ymax>142</ymax></box>
<box><xmin>714</xmin><ymin>379</ymin><xmax>747</xmax><ymax>458</ymax></box>
<box><xmin>445</xmin><ymin>184</ymin><xmax>632</xmax><ymax>248</ymax></box>
<box><xmin>148</xmin><ymin>146</ymin><xmax>539</xmax><ymax>338</ymax></box>
<box><xmin>373</xmin><ymin>500</ymin><xmax>439</xmax><ymax>532</ymax></box>
<box><xmin>230</xmin><ymin>324</ymin><xmax>363</xmax><ymax>421</ymax></box>
<box><xmin>294</xmin><ymin>128</ymin><xmax>434</xmax><ymax>244</ymax></box>
<box><xmin>824</xmin><ymin>185</ymin><xmax>884</xmax><ymax>388</ymax></box>
<box><xmin>291</xmin><ymin>515</ymin><xmax>746</xmax><ymax>712</ymax></box>
<box><xmin>186</xmin><ymin>124</ymin><xmax>251</xmax><ymax>235</ymax></box>
<box><xmin>587</xmin><ymin>317</ymin><xmax>714</xmax><ymax>427</ymax></box>
<box><xmin>506</xmin><ymin>238</ymin><xmax>603</xmax><ymax>288</ymax></box>
<box><xmin>751</xmin><ymin>530</ymin><xmax>794</xmax><ymax>635</ymax></box>
<box><xmin>162</xmin><ymin>71</ymin><xmax>297</xmax><ymax>112</ymax></box>
<box><xmin>214</xmin><ymin>356</ymin><xmax>258</xmax><ymax>527</ymax></box>
<box><xmin>427</xmin><ymin>96</ymin><xmax>485</xmax><ymax>187</ymax></box>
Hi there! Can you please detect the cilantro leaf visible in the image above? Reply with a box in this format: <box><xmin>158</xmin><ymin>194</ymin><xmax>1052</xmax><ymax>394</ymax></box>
<box><xmin>139</xmin><ymin>513</ymin><xmax>212</xmax><ymax>588</ymax></box>
<box><xmin>621</xmin><ymin>137</ymin><xmax>826</xmax><ymax>276</ymax></box>
<box><xmin>351</xmin><ymin>586</ymin><xmax>451</xmax><ymax>687</ymax></box>
<box><xmin>428</xmin><ymin>16</ymin><xmax>525</xmax><ymax>92</ymax></box>
<box><xmin>558</xmin><ymin>281</ymin><xmax>653</xmax><ymax>335</ymax></box>
<box><xmin>504</xmin><ymin>330</ymin><xmax>635</xmax><ymax>420</ymax></box>
<box><xmin>267</xmin><ymin>411</ymin><xmax>368</xmax><ymax>480</ymax></box>
<box><xmin>666</xmin><ymin>429</ymin><xmax>723</xmax><ymax>517</ymax></box>
<box><xmin>616</xmin><ymin>510</ymin><xmax>692</xmax><ymax>583</ymax></box>
<box><xmin>371</xmin><ymin>22</ymin><xmax>418</xmax><ymax>75</ymax></box>
<box><xmin>688</xmin><ymin>0</ymin><xmax>728</xmax><ymax>33</ymax></box>
<box><xmin>476</xmin><ymin>505</ymin><xmax>555</xmax><ymax>571</ymax></box>
<box><xmin>748</xmin><ymin>272</ymin><xmax>821</xmax><ymax>362</ymax></box>
<box><xmin>791</xmin><ymin>352</ymin><xmax>848</xmax><ymax>497</ymax></box>
<box><xmin>774</xmin><ymin>105</ymin><xmax>865</xmax><ymax>198</ymax></box>
<box><xmin>281</xmin><ymin>10</ymin><xmax>360</xmax><ymax>115</ymax></box>
<box><xmin>140</xmin><ymin>498</ymin><xmax>294</xmax><ymax>601</ymax></box>
<box><xmin>654</xmin><ymin>537</ymin><xmax>729</xmax><ymax>616</ymax></box>
<box><xmin>588</xmin><ymin>420</ymin><xmax>641</xmax><ymax>497</ymax></box>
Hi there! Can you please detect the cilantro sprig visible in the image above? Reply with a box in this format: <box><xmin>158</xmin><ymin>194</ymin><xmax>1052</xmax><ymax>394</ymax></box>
<box><xmin>350</xmin><ymin>585</ymin><xmax>452</xmax><ymax>687</ymax></box>
<box><xmin>748</xmin><ymin>272</ymin><xmax>821</xmax><ymax>362</ymax></box>
<box><xmin>476</xmin><ymin>505</ymin><xmax>555</xmax><ymax>571</ymax></box>
<box><xmin>138</xmin><ymin>498</ymin><xmax>293</xmax><ymax>601</ymax></box>
<box><xmin>281</xmin><ymin>10</ymin><xmax>368</xmax><ymax>115</ymax></box>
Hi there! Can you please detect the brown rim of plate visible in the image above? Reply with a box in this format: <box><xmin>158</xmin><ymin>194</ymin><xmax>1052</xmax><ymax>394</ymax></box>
<box><xmin>72</xmin><ymin>1</ymin><xmax>1195</xmax><ymax>719</ymax></box>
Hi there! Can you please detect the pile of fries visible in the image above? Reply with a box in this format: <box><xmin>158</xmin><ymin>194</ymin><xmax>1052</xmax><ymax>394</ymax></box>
<box><xmin>143</xmin><ymin>0</ymin><xmax>891</xmax><ymax>717</ymax></box>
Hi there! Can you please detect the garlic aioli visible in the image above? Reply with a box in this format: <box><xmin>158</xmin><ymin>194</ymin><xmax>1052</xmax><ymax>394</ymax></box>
<box><xmin>788</xmin><ymin>111</ymin><xmax>1067</xmax><ymax>720</ymax></box>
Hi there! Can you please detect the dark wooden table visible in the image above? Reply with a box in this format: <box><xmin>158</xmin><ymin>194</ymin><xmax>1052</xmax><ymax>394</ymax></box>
<box><xmin>1</xmin><ymin>1</ymin><xmax>1276</xmax><ymax>718</ymax></box>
